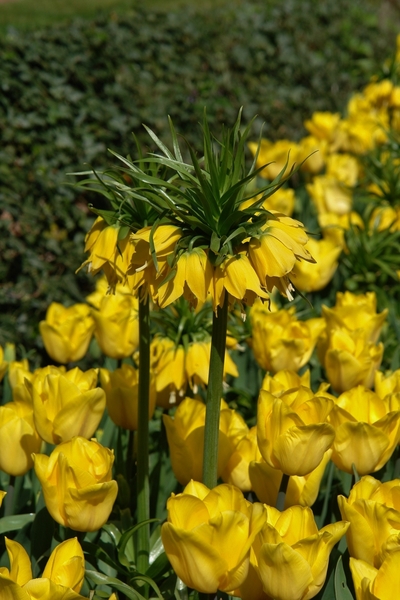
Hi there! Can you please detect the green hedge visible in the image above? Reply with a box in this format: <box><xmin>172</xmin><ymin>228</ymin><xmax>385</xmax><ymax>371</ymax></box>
<box><xmin>0</xmin><ymin>0</ymin><xmax>395</xmax><ymax>359</ymax></box>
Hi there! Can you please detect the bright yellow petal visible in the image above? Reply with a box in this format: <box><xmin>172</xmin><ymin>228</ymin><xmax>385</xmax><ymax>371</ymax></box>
<box><xmin>4</xmin><ymin>539</ymin><xmax>32</xmax><ymax>586</ymax></box>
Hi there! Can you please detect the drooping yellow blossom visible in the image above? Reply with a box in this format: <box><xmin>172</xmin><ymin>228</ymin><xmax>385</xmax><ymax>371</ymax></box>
<box><xmin>161</xmin><ymin>481</ymin><xmax>267</xmax><ymax>594</ymax></box>
<box><xmin>257</xmin><ymin>386</ymin><xmax>335</xmax><ymax>476</ymax></box>
<box><xmin>99</xmin><ymin>363</ymin><xmax>156</xmax><ymax>430</ymax></box>
<box><xmin>239</xmin><ymin>505</ymin><xmax>349</xmax><ymax>600</ymax></box>
<box><xmin>250</xmin><ymin>306</ymin><xmax>325</xmax><ymax>373</ymax></box>
<box><xmin>328</xmin><ymin>386</ymin><xmax>400</xmax><ymax>475</ymax></box>
<box><xmin>0</xmin><ymin>537</ymin><xmax>86</xmax><ymax>600</ymax></box>
<box><xmin>306</xmin><ymin>175</ymin><xmax>353</xmax><ymax>216</ymax></box>
<box><xmin>163</xmin><ymin>397</ymin><xmax>247</xmax><ymax>485</ymax></box>
<box><xmin>248</xmin><ymin>139</ymin><xmax>299</xmax><ymax>181</ymax></box>
<box><xmin>39</xmin><ymin>302</ymin><xmax>95</xmax><ymax>364</ymax></box>
<box><xmin>33</xmin><ymin>436</ymin><xmax>118</xmax><ymax>532</ymax></box>
<box><xmin>150</xmin><ymin>335</ymin><xmax>238</xmax><ymax>408</ymax></box>
<box><xmin>0</xmin><ymin>399</ymin><xmax>42</xmax><ymax>476</ymax></box>
<box><xmin>91</xmin><ymin>293</ymin><xmax>139</xmax><ymax>359</ymax></box>
<box><xmin>350</xmin><ymin>551</ymin><xmax>400</xmax><ymax>600</ymax></box>
<box><xmin>29</xmin><ymin>366</ymin><xmax>105</xmax><ymax>445</ymax></box>
<box><xmin>249</xmin><ymin>450</ymin><xmax>332</xmax><ymax>509</ymax></box>
<box><xmin>290</xmin><ymin>237</ymin><xmax>342</xmax><ymax>293</ymax></box>
<box><xmin>338</xmin><ymin>475</ymin><xmax>400</xmax><ymax>568</ymax></box>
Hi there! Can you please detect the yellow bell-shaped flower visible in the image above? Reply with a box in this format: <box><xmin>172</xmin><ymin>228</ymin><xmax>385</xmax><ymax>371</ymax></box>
<box><xmin>350</xmin><ymin>551</ymin><xmax>400</xmax><ymax>600</ymax></box>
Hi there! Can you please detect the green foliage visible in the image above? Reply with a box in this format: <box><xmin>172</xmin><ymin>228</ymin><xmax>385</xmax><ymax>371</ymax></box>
<box><xmin>0</xmin><ymin>0</ymin><xmax>394</xmax><ymax>356</ymax></box>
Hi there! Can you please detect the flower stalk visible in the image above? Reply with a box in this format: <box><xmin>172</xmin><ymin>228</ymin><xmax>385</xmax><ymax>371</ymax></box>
<box><xmin>136</xmin><ymin>290</ymin><xmax>151</xmax><ymax>575</ymax></box>
<box><xmin>202</xmin><ymin>295</ymin><xmax>229</xmax><ymax>489</ymax></box>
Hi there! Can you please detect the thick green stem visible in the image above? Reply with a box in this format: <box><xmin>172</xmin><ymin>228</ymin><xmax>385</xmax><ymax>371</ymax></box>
<box><xmin>202</xmin><ymin>295</ymin><xmax>229</xmax><ymax>489</ymax></box>
<box><xmin>276</xmin><ymin>473</ymin><xmax>290</xmax><ymax>511</ymax></box>
<box><xmin>137</xmin><ymin>291</ymin><xmax>150</xmax><ymax>576</ymax></box>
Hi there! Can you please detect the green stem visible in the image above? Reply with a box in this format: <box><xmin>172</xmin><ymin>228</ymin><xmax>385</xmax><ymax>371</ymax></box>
<box><xmin>276</xmin><ymin>473</ymin><xmax>290</xmax><ymax>511</ymax></box>
<box><xmin>202</xmin><ymin>295</ymin><xmax>229</xmax><ymax>489</ymax></box>
<box><xmin>4</xmin><ymin>475</ymin><xmax>16</xmax><ymax>517</ymax></box>
<box><xmin>137</xmin><ymin>291</ymin><xmax>150</xmax><ymax>577</ymax></box>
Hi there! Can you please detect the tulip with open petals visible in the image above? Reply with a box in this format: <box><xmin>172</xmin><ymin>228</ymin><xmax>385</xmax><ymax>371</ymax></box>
<box><xmin>239</xmin><ymin>505</ymin><xmax>349</xmax><ymax>600</ymax></box>
<box><xmin>350</xmin><ymin>550</ymin><xmax>400</xmax><ymax>600</ymax></box>
<box><xmin>328</xmin><ymin>386</ymin><xmax>400</xmax><ymax>475</ymax></box>
<box><xmin>33</xmin><ymin>437</ymin><xmax>118</xmax><ymax>532</ymax></box>
<box><xmin>338</xmin><ymin>476</ymin><xmax>400</xmax><ymax>567</ymax></box>
<box><xmin>161</xmin><ymin>481</ymin><xmax>267</xmax><ymax>594</ymax></box>
<box><xmin>0</xmin><ymin>537</ymin><xmax>86</xmax><ymax>599</ymax></box>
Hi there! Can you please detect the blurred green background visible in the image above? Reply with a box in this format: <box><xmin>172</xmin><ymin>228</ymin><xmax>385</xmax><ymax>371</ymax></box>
<box><xmin>1</xmin><ymin>0</ymin><xmax>399</xmax><ymax>362</ymax></box>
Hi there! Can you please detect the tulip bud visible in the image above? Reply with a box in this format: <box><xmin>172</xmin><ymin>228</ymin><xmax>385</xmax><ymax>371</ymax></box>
<box><xmin>0</xmin><ymin>400</ymin><xmax>42</xmax><ymax>476</ymax></box>
<box><xmin>33</xmin><ymin>437</ymin><xmax>118</xmax><ymax>532</ymax></box>
<box><xmin>39</xmin><ymin>302</ymin><xmax>95</xmax><ymax>364</ymax></box>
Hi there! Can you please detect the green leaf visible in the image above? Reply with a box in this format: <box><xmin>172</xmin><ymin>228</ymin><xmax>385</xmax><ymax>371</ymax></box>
<box><xmin>334</xmin><ymin>556</ymin><xmax>354</xmax><ymax>600</ymax></box>
<box><xmin>85</xmin><ymin>569</ymin><xmax>147</xmax><ymax>600</ymax></box>
<box><xmin>0</xmin><ymin>513</ymin><xmax>35</xmax><ymax>534</ymax></box>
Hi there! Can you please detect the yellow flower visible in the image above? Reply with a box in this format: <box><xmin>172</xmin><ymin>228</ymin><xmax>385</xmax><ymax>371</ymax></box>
<box><xmin>291</xmin><ymin>237</ymin><xmax>342</xmax><ymax>292</ymax></box>
<box><xmin>39</xmin><ymin>303</ymin><xmax>95</xmax><ymax>364</ymax></box>
<box><xmin>7</xmin><ymin>360</ymin><xmax>33</xmax><ymax>404</ymax></box>
<box><xmin>306</xmin><ymin>175</ymin><xmax>353</xmax><ymax>216</ymax></box>
<box><xmin>257</xmin><ymin>386</ymin><xmax>335</xmax><ymax>476</ymax></box>
<box><xmin>0</xmin><ymin>537</ymin><xmax>86</xmax><ymax>600</ymax></box>
<box><xmin>213</xmin><ymin>252</ymin><xmax>270</xmax><ymax>311</ymax></box>
<box><xmin>99</xmin><ymin>364</ymin><xmax>156</xmax><ymax>430</ymax></box>
<box><xmin>92</xmin><ymin>293</ymin><xmax>139</xmax><ymax>359</ymax></box>
<box><xmin>239</xmin><ymin>505</ymin><xmax>349</xmax><ymax>600</ymax></box>
<box><xmin>0</xmin><ymin>400</ymin><xmax>42</xmax><ymax>475</ymax></box>
<box><xmin>163</xmin><ymin>397</ymin><xmax>247</xmax><ymax>485</ymax></box>
<box><xmin>304</xmin><ymin>111</ymin><xmax>342</xmax><ymax>146</ymax></box>
<box><xmin>30</xmin><ymin>367</ymin><xmax>105</xmax><ymax>445</ymax></box>
<box><xmin>221</xmin><ymin>426</ymin><xmax>262</xmax><ymax>491</ymax></box>
<box><xmin>338</xmin><ymin>475</ymin><xmax>400</xmax><ymax>568</ymax></box>
<box><xmin>328</xmin><ymin>386</ymin><xmax>400</xmax><ymax>475</ymax></box>
<box><xmin>248</xmin><ymin>139</ymin><xmax>299</xmax><ymax>181</ymax></box>
<box><xmin>261</xmin><ymin>369</ymin><xmax>311</xmax><ymax>395</ymax></box>
<box><xmin>318</xmin><ymin>211</ymin><xmax>364</xmax><ymax>250</ymax></box>
<box><xmin>161</xmin><ymin>481</ymin><xmax>267</xmax><ymax>594</ymax></box>
<box><xmin>322</xmin><ymin>329</ymin><xmax>383</xmax><ymax>393</ymax></box>
<box><xmin>370</xmin><ymin>205</ymin><xmax>400</xmax><ymax>232</ymax></box>
<box><xmin>350</xmin><ymin>551</ymin><xmax>400</xmax><ymax>600</ymax></box>
<box><xmin>248</xmin><ymin>213</ymin><xmax>313</xmax><ymax>283</ymax></box>
<box><xmin>155</xmin><ymin>247</ymin><xmax>213</xmax><ymax>308</ymax></box>
<box><xmin>185</xmin><ymin>339</ymin><xmax>238</xmax><ymax>391</ymax></box>
<box><xmin>250</xmin><ymin>306</ymin><xmax>325</xmax><ymax>373</ymax></box>
<box><xmin>325</xmin><ymin>152</ymin><xmax>359</xmax><ymax>187</ymax></box>
<box><xmin>375</xmin><ymin>369</ymin><xmax>400</xmax><ymax>398</ymax></box>
<box><xmin>33</xmin><ymin>437</ymin><xmax>118</xmax><ymax>532</ymax></box>
<box><xmin>0</xmin><ymin>490</ymin><xmax>6</xmax><ymax>507</ymax></box>
<box><xmin>241</xmin><ymin>187</ymin><xmax>296</xmax><ymax>217</ymax></box>
<box><xmin>297</xmin><ymin>135</ymin><xmax>327</xmax><ymax>174</ymax></box>
<box><xmin>249</xmin><ymin>450</ymin><xmax>332</xmax><ymax>509</ymax></box>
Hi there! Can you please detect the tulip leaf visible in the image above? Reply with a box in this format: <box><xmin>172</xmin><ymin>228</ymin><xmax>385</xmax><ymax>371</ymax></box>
<box><xmin>118</xmin><ymin>519</ymin><xmax>160</xmax><ymax>569</ymax></box>
<box><xmin>334</xmin><ymin>556</ymin><xmax>354</xmax><ymax>600</ymax></box>
<box><xmin>0</xmin><ymin>513</ymin><xmax>35</xmax><ymax>534</ymax></box>
<box><xmin>85</xmin><ymin>569</ymin><xmax>147</xmax><ymax>600</ymax></box>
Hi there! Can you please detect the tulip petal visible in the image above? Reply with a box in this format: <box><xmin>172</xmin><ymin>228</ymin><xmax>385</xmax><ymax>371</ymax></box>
<box><xmin>42</xmin><ymin>539</ymin><xmax>85</xmax><ymax>592</ymax></box>
<box><xmin>64</xmin><ymin>481</ymin><xmax>118</xmax><ymax>532</ymax></box>
<box><xmin>332</xmin><ymin>422</ymin><xmax>390</xmax><ymax>475</ymax></box>
<box><xmin>4</xmin><ymin>539</ymin><xmax>32</xmax><ymax>586</ymax></box>
<box><xmin>23</xmin><ymin>578</ymin><xmax>86</xmax><ymax>600</ymax></box>
<box><xmin>0</xmin><ymin>577</ymin><xmax>30</xmax><ymax>600</ymax></box>
<box><xmin>258</xmin><ymin>542</ymin><xmax>313</xmax><ymax>600</ymax></box>
<box><xmin>272</xmin><ymin>424</ymin><xmax>335</xmax><ymax>476</ymax></box>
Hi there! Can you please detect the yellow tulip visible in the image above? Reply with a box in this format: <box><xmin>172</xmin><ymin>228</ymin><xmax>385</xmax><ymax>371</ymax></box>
<box><xmin>350</xmin><ymin>551</ymin><xmax>400</xmax><ymax>600</ymax></box>
<box><xmin>249</xmin><ymin>449</ymin><xmax>332</xmax><ymax>509</ymax></box>
<box><xmin>30</xmin><ymin>367</ymin><xmax>105</xmax><ymax>445</ymax></box>
<box><xmin>375</xmin><ymin>369</ymin><xmax>400</xmax><ymax>398</ymax></box>
<box><xmin>304</xmin><ymin>111</ymin><xmax>342</xmax><ymax>146</ymax></box>
<box><xmin>322</xmin><ymin>329</ymin><xmax>383</xmax><ymax>393</ymax></box>
<box><xmin>0</xmin><ymin>490</ymin><xmax>6</xmax><ymax>506</ymax></box>
<box><xmin>241</xmin><ymin>187</ymin><xmax>296</xmax><ymax>216</ymax></box>
<box><xmin>318</xmin><ymin>210</ymin><xmax>364</xmax><ymax>250</ymax></box>
<box><xmin>250</xmin><ymin>306</ymin><xmax>325</xmax><ymax>373</ymax></box>
<box><xmin>92</xmin><ymin>293</ymin><xmax>139</xmax><ymax>359</ymax></box>
<box><xmin>163</xmin><ymin>397</ymin><xmax>247</xmax><ymax>485</ymax></box>
<box><xmin>39</xmin><ymin>302</ymin><xmax>95</xmax><ymax>364</ymax></box>
<box><xmin>297</xmin><ymin>135</ymin><xmax>327</xmax><ymax>174</ymax></box>
<box><xmin>257</xmin><ymin>386</ymin><xmax>335</xmax><ymax>476</ymax></box>
<box><xmin>338</xmin><ymin>476</ymin><xmax>400</xmax><ymax>568</ymax></box>
<box><xmin>0</xmin><ymin>537</ymin><xmax>86</xmax><ymax>600</ymax></box>
<box><xmin>291</xmin><ymin>237</ymin><xmax>342</xmax><ymax>293</ymax></box>
<box><xmin>221</xmin><ymin>426</ymin><xmax>262</xmax><ymax>491</ymax></box>
<box><xmin>261</xmin><ymin>369</ymin><xmax>311</xmax><ymax>395</ymax></box>
<box><xmin>370</xmin><ymin>205</ymin><xmax>400</xmax><ymax>232</ymax></box>
<box><xmin>325</xmin><ymin>153</ymin><xmax>359</xmax><ymax>187</ymax></box>
<box><xmin>33</xmin><ymin>437</ymin><xmax>118</xmax><ymax>532</ymax></box>
<box><xmin>185</xmin><ymin>339</ymin><xmax>238</xmax><ymax>391</ymax></box>
<box><xmin>99</xmin><ymin>364</ymin><xmax>156</xmax><ymax>430</ymax></box>
<box><xmin>328</xmin><ymin>386</ymin><xmax>400</xmax><ymax>475</ymax></box>
<box><xmin>306</xmin><ymin>175</ymin><xmax>353</xmax><ymax>216</ymax></box>
<box><xmin>7</xmin><ymin>360</ymin><xmax>33</xmax><ymax>404</ymax></box>
<box><xmin>161</xmin><ymin>481</ymin><xmax>267</xmax><ymax>594</ymax></box>
<box><xmin>0</xmin><ymin>400</ymin><xmax>42</xmax><ymax>475</ymax></box>
<box><xmin>248</xmin><ymin>139</ymin><xmax>299</xmax><ymax>181</ymax></box>
<box><xmin>239</xmin><ymin>505</ymin><xmax>349</xmax><ymax>600</ymax></box>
